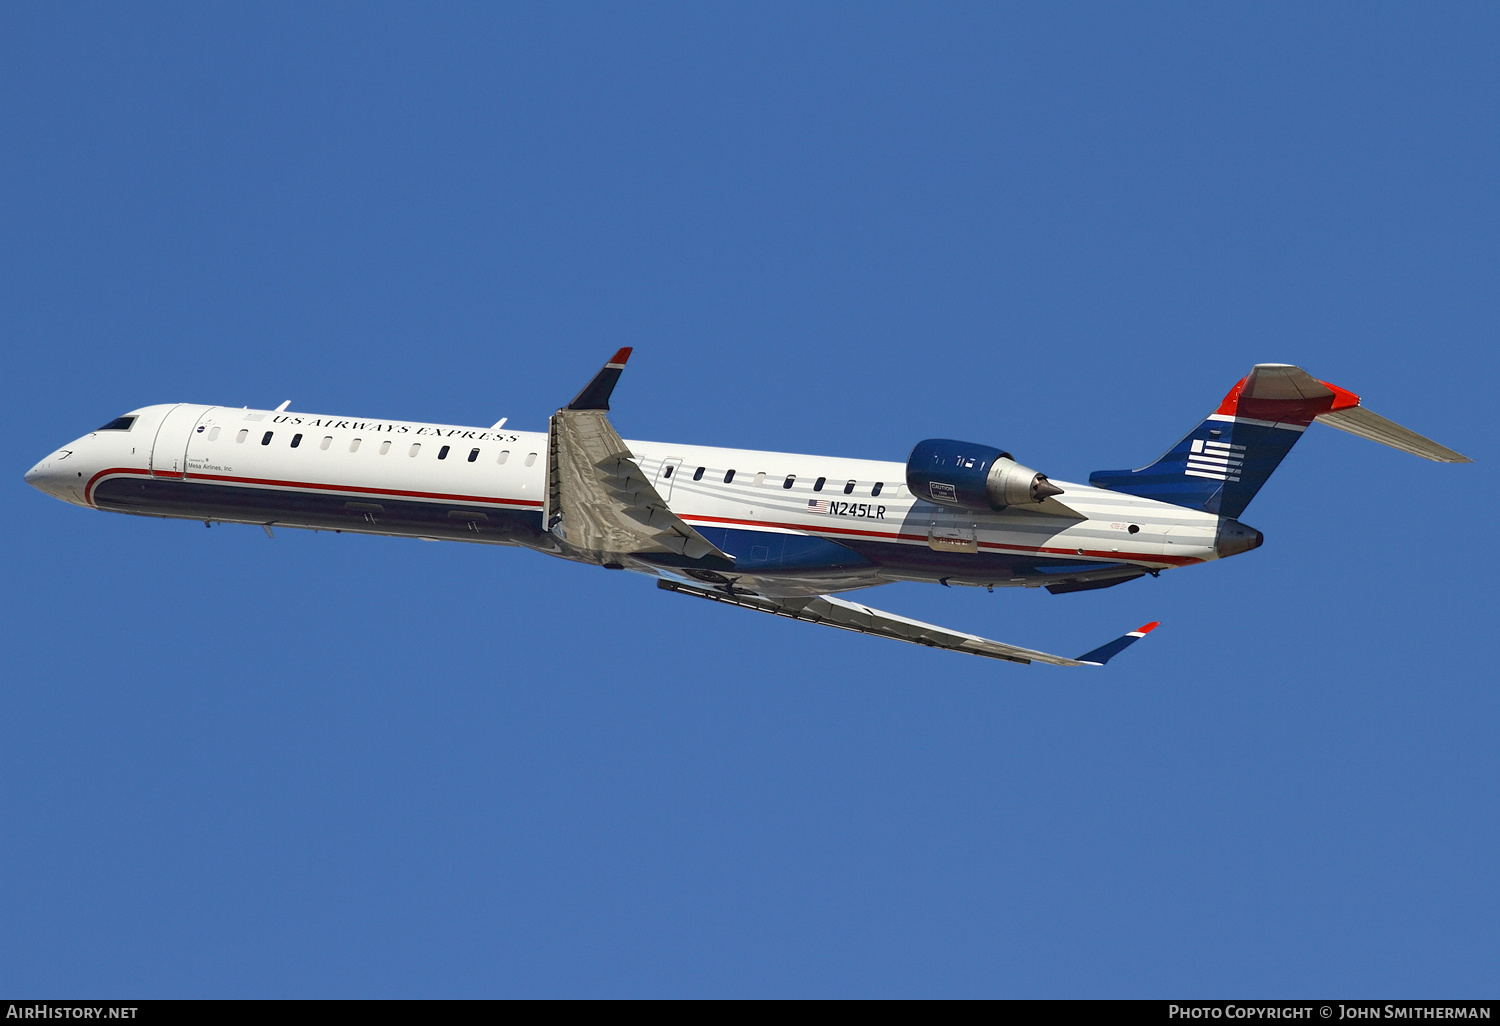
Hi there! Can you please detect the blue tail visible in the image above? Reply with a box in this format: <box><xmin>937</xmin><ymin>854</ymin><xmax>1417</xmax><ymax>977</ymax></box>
<box><xmin>1089</xmin><ymin>364</ymin><xmax>1360</xmax><ymax>518</ymax></box>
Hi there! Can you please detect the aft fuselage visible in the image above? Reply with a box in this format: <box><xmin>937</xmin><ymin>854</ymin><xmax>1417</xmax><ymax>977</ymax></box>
<box><xmin>26</xmin><ymin>403</ymin><xmax>1253</xmax><ymax>596</ymax></box>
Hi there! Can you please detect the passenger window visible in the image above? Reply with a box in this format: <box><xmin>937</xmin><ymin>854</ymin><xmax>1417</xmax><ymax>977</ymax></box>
<box><xmin>261</xmin><ymin>431</ymin><xmax>274</xmax><ymax>445</ymax></box>
<box><xmin>753</xmin><ymin>472</ymin><xmax>766</xmax><ymax>487</ymax></box>
<box><xmin>207</xmin><ymin>426</ymin><xmax>221</xmax><ymax>441</ymax></box>
<box><xmin>379</xmin><ymin>440</ymin><xmax>391</xmax><ymax>455</ymax></box>
<box><xmin>438</xmin><ymin>445</ymin><xmax>450</xmax><ymax>460</ymax></box>
<box><xmin>320</xmin><ymin>436</ymin><xmax>332</xmax><ymax>450</ymax></box>
<box><xmin>783</xmin><ymin>475</ymin><xmax>795</xmax><ymax>489</ymax></box>
<box><xmin>290</xmin><ymin>433</ymin><xmax>303</xmax><ymax>448</ymax></box>
<box><xmin>468</xmin><ymin>448</ymin><xmax>480</xmax><ymax>463</ymax></box>
<box><xmin>236</xmin><ymin>429</ymin><xmax>248</xmax><ymax>443</ymax></box>
<box><xmin>349</xmin><ymin>438</ymin><xmax>361</xmax><ymax>453</ymax></box>
<box><xmin>814</xmin><ymin>477</ymin><xmax>825</xmax><ymax>492</ymax></box>
<box><xmin>724</xmin><ymin>469</ymin><xmax>735</xmax><ymax>483</ymax></box>
<box><xmin>409</xmin><ymin>444</ymin><xmax>421</xmax><ymax>457</ymax></box>
<box><xmin>497</xmin><ymin>450</ymin><xmax>510</xmax><ymax>465</ymax></box>
<box><xmin>844</xmin><ymin>480</ymin><xmax>855</xmax><ymax>494</ymax></box>
<box><xmin>524</xmin><ymin>452</ymin><xmax>537</xmax><ymax>467</ymax></box>
<box><xmin>663</xmin><ymin>465</ymin><xmax>673</xmax><ymax>478</ymax></box>
<box><xmin>872</xmin><ymin>482</ymin><xmax>883</xmax><ymax>496</ymax></box>
<box><xmin>693</xmin><ymin>466</ymin><xmax>705</xmax><ymax>481</ymax></box>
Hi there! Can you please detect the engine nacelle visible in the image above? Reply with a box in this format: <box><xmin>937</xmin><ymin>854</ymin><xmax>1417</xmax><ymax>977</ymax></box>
<box><xmin>906</xmin><ymin>438</ymin><xmax>1064</xmax><ymax>511</ymax></box>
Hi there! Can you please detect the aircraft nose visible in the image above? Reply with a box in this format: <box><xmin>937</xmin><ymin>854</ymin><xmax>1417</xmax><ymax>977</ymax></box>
<box><xmin>25</xmin><ymin>452</ymin><xmax>82</xmax><ymax>502</ymax></box>
<box><xmin>1215</xmin><ymin>518</ymin><xmax>1264</xmax><ymax>559</ymax></box>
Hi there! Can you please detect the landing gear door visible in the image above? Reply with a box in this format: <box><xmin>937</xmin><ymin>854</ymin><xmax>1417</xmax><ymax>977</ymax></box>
<box><xmin>656</xmin><ymin>458</ymin><xmax>684</xmax><ymax>503</ymax></box>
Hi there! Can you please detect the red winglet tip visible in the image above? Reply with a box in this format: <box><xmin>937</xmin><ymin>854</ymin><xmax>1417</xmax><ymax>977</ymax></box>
<box><xmin>1138</xmin><ymin>621</ymin><xmax>1161</xmax><ymax>634</ymax></box>
<box><xmin>1318</xmin><ymin>379</ymin><xmax>1361</xmax><ymax>411</ymax></box>
<box><xmin>610</xmin><ymin>347</ymin><xmax>633</xmax><ymax>365</ymax></box>
<box><xmin>1214</xmin><ymin>378</ymin><xmax>1248</xmax><ymax>416</ymax></box>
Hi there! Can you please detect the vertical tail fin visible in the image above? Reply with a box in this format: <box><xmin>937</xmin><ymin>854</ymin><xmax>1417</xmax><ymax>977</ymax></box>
<box><xmin>1089</xmin><ymin>364</ymin><xmax>1469</xmax><ymax>517</ymax></box>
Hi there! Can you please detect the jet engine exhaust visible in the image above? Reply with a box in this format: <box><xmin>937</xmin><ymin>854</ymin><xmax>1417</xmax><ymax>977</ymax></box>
<box><xmin>906</xmin><ymin>439</ymin><xmax>1064</xmax><ymax>512</ymax></box>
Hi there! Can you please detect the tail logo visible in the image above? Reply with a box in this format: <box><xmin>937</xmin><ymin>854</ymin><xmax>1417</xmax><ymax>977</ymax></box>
<box><xmin>1184</xmin><ymin>438</ymin><xmax>1244</xmax><ymax>483</ymax></box>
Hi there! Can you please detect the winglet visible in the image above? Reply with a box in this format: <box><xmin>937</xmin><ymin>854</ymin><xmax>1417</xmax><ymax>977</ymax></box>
<box><xmin>1075</xmin><ymin>621</ymin><xmax>1160</xmax><ymax>666</ymax></box>
<box><xmin>566</xmin><ymin>348</ymin><xmax>634</xmax><ymax>411</ymax></box>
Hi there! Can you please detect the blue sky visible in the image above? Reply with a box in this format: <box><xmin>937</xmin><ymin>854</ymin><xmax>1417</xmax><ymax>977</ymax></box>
<box><xmin>2</xmin><ymin>3</ymin><xmax>1496</xmax><ymax>998</ymax></box>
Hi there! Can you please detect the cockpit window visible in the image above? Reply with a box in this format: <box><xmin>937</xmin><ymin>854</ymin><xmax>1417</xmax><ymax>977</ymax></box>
<box><xmin>96</xmin><ymin>416</ymin><xmax>136</xmax><ymax>431</ymax></box>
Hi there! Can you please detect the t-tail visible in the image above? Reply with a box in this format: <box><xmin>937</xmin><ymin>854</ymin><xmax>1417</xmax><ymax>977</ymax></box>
<box><xmin>1089</xmin><ymin>364</ymin><xmax>1471</xmax><ymax>518</ymax></box>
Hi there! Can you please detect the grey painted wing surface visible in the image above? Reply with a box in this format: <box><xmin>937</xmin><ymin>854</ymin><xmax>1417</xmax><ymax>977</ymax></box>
<box><xmin>1243</xmin><ymin>364</ymin><xmax>1472</xmax><ymax>462</ymax></box>
<box><xmin>1315</xmin><ymin>406</ymin><xmax>1472</xmax><ymax>462</ymax></box>
<box><xmin>547</xmin><ymin>409</ymin><xmax>732</xmax><ymax>561</ymax></box>
<box><xmin>1244</xmin><ymin>363</ymin><xmax>1337</xmax><ymax>401</ymax></box>
<box><xmin>659</xmin><ymin>580</ymin><xmax>1091</xmax><ymax>665</ymax></box>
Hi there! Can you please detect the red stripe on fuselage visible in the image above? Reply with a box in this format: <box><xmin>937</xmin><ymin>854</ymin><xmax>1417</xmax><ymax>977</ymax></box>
<box><xmin>84</xmin><ymin>467</ymin><xmax>544</xmax><ymax>510</ymax></box>
<box><xmin>82</xmin><ymin>470</ymin><xmax>1202</xmax><ymax>568</ymax></box>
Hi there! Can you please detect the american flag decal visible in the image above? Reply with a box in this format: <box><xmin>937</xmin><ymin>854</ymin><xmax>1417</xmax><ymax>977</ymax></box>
<box><xmin>807</xmin><ymin>499</ymin><xmax>830</xmax><ymax>513</ymax></box>
<box><xmin>1185</xmin><ymin>437</ymin><xmax>1244</xmax><ymax>483</ymax></box>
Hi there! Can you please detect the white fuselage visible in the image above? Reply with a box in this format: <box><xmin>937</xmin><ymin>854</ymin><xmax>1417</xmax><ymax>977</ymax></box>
<box><xmin>27</xmin><ymin>402</ymin><xmax>1228</xmax><ymax>596</ymax></box>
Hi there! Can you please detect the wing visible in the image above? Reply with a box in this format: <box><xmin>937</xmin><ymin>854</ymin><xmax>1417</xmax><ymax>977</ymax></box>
<box><xmin>659</xmin><ymin>579</ymin><xmax>1158</xmax><ymax>667</ymax></box>
<box><xmin>545</xmin><ymin>350</ymin><xmax>732</xmax><ymax>566</ymax></box>
<box><xmin>1314</xmin><ymin>405</ymin><xmax>1472</xmax><ymax>462</ymax></box>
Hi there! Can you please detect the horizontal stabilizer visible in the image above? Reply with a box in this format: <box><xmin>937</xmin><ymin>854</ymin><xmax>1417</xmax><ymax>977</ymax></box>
<box><xmin>1315</xmin><ymin>406</ymin><xmax>1471</xmax><ymax>462</ymax></box>
<box><xmin>1091</xmin><ymin>362</ymin><xmax>1472</xmax><ymax>517</ymax></box>
<box><xmin>1075</xmin><ymin>621</ymin><xmax>1160</xmax><ymax>665</ymax></box>
<box><xmin>659</xmin><ymin>579</ymin><xmax>1157</xmax><ymax>667</ymax></box>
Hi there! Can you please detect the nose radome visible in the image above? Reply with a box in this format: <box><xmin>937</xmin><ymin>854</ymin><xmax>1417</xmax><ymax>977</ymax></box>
<box><xmin>1215</xmin><ymin>518</ymin><xmax>1264</xmax><ymax>559</ymax></box>
<box><xmin>25</xmin><ymin>453</ymin><xmax>81</xmax><ymax>502</ymax></box>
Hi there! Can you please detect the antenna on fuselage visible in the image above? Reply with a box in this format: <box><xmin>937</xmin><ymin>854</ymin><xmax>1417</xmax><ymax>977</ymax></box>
<box><xmin>490</xmin><ymin>417</ymin><xmax>508</xmax><ymax>429</ymax></box>
<box><xmin>274</xmin><ymin>400</ymin><xmax>291</xmax><ymax>412</ymax></box>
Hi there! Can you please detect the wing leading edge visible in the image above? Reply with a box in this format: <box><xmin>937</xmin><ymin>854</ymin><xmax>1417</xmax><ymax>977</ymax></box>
<box><xmin>659</xmin><ymin>580</ymin><xmax>1159</xmax><ymax>667</ymax></box>
<box><xmin>545</xmin><ymin>351</ymin><xmax>733</xmax><ymax>566</ymax></box>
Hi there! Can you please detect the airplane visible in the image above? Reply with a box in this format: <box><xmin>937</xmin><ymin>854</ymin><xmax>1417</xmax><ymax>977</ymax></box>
<box><xmin>24</xmin><ymin>352</ymin><xmax>1471</xmax><ymax>667</ymax></box>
